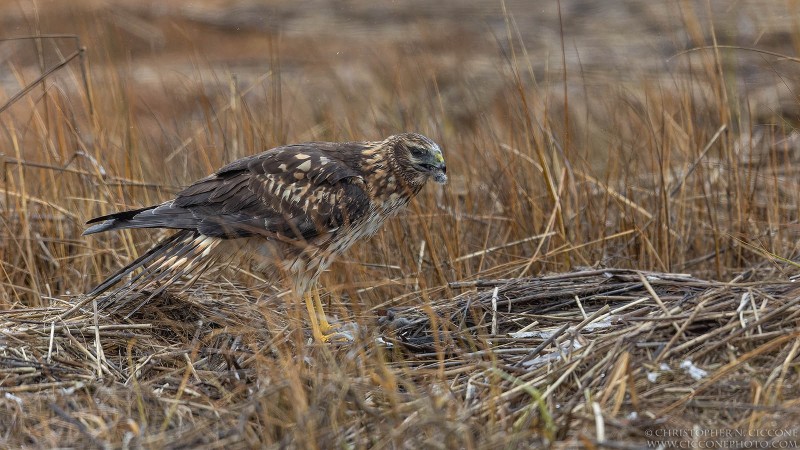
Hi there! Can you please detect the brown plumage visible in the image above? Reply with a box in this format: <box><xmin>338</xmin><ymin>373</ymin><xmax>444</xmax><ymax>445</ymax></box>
<box><xmin>77</xmin><ymin>132</ymin><xmax>447</xmax><ymax>341</ymax></box>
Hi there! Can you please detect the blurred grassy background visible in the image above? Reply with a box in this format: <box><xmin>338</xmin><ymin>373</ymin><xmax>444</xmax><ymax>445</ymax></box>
<box><xmin>1</xmin><ymin>0</ymin><xmax>800</xmax><ymax>447</ymax></box>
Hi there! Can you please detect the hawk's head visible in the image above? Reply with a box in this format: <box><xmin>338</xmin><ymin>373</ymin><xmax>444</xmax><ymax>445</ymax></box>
<box><xmin>389</xmin><ymin>132</ymin><xmax>447</xmax><ymax>185</ymax></box>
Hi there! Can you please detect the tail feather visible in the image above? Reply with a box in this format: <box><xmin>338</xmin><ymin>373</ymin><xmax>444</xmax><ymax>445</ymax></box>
<box><xmin>62</xmin><ymin>230</ymin><xmax>222</xmax><ymax>319</ymax></box>
<box><xmin>82</xmin><ymin>203</ymin><xmax>200</xmax><ymax>236</ymax></box>
<box><xmin>102</xmin><ymin>232</ymin><xmax>218</xmax><ymax>315</ymax></box>
<box><xmin>86</xmin><ymin>231</ymin><xmax>191</xmax><ymax>297</ymax></box>
<box><xmin>82</xmin><ymin>206</ymin><xmax>158</xmax><ymax>235</ymax></box>
<box><xmin>85</xmin><ymin>206</ymin><xmax>156</xmax><ymax>225</ymax></box>
<box><xmin>119</xmin><ymin>254</ymin><xmax>218</xmax><ymax>319</ymax></box>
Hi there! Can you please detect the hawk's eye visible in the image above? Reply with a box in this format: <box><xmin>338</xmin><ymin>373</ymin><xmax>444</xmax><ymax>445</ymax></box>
<box><xmin>409</xmin><ymin>146</ymin><xmax>426</xmax><ymax>157</ymax></box>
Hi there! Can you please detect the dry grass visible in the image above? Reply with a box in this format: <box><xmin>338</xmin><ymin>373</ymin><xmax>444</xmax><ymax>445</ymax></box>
<box><xmin>3</xmin><ymin>269</ymin><xmax>800</xmax><ymax>447</ymax></box>
<box><xmin>1</xmin><ymin>1</ymin><xmax>800</xmax><ymax>448</ymax></box>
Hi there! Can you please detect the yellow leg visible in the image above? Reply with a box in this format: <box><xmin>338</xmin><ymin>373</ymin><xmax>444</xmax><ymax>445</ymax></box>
<box><xmin>304</xmin><ymin>292</ymin><xmax>329</xmax><ymax>343</ymax></box>
<box><xmin>303</xmin><ymin>289</ymin><xmax>344</xmax><ymax>343</ymax></box>
<box><xmin>312</xmin><ymin>288</ymin><xmax>335</xmax><ymax>333</ymax></box>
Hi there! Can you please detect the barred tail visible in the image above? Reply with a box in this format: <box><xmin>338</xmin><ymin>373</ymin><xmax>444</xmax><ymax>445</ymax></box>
<box><xmin>61</xmin><ymin>230</ymin><xmax>222</xmax><ymax>319</ymax></box>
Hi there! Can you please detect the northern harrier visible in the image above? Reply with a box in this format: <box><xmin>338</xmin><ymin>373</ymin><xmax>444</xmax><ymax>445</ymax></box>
<box><xmin>79</xmin><ymin>133</ymin><xmax>447</xmax><ymax>341</ymax></box>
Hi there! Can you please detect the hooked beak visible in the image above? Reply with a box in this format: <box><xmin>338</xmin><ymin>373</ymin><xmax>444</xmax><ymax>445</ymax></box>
<box><xmin>416</xmin><ymin>151</ymin><xmax>447</xmax><ymax>184</ymax></box>
<box><xmin>430</xmin><ymin>162</ymin><xmax>447</xmax><ymax>184</ymax></box>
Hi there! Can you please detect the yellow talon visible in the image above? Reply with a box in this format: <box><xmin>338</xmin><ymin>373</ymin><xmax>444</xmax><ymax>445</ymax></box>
<box><xmin>304</xmin><ymin>289</ymin><xmax>343</xmax><ymax>342</ymax></box>
<box><xmin>314</xmin><ymin>289</ymin><xmax>338</xmax><ymax>333</ymax></box>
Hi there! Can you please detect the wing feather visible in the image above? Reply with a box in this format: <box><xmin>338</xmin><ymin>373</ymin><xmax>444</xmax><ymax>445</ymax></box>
<box><xmin>171</xmin><ymin>142</ymin><xmax>371</xmax><ymax>240</ymax></box>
